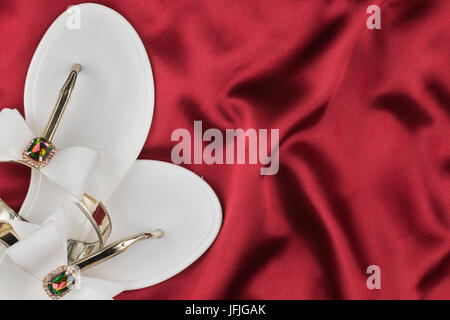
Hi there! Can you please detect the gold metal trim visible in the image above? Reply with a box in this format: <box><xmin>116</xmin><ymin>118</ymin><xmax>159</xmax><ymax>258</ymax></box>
<box><xmin>43</xmin><ymin>64</ymin><xmax>81</xmax><ymax>142</ymax></box>
<box><xmin>73</xmin><ymin>230</ymin><xmax>164</xmax><ymax>271</ymax></box>
<box><xmin>0</xmin><ymin>196</ymin><xmax>113</xmax><ymax>266</ymax></box>
<box><xmin>67</xmin><ymin>193</ymin><xmax>112</xmax><ymax>264</ymax></box>
<box><xmin>0</xmin><ymin>222</ymin><xmax>20</xmax><ymax>247</ymax></box>
<box><xmin>22</xmin><ymin>64</ymin><xmax>81</xmax><ymax>169</ymax></box>
<box><xmin>0</xmin><ymin>199</ymin><xmax>26</xmax><ymax>247</ymax></box>
<box><xmin>76</xmin><ymin>194</ymin><xmax>112</xmax><ymax>247</ymax></box>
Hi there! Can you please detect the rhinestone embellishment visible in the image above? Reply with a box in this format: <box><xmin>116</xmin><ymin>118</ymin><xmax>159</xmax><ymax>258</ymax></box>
<box><xmin>22</xmin><ymin>137</ymin><xmax>55</xmax><ymax>169</ymax></box>
<box><xmin>43</xmin><ymin>265</ymin><xmax>78</xmax><ymax>299</ymax></box>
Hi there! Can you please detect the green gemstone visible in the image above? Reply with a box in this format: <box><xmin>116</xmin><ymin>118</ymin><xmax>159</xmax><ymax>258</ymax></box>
<box><xmin>47</xmin><ymin>269</ymin><xmax>76</xmax><ymax>296</ymax></box>
<box><xmin>26</xmin><ymin>137</ymin><xmax>53</xmax><ymax>162</ymax></box>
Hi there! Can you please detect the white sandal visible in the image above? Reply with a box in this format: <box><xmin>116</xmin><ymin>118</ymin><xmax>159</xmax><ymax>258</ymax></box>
<box><xmin>11</xmin><ymin>3</ymin><xmax>222</xmax><ymax>290</ymax></box>
<box><xmin>19</xmin><ymin>3</ymin><xmax>154</xmax><ymax>253</ymax></box>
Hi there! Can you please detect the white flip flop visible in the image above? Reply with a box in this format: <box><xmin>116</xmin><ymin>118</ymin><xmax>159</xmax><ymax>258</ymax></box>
<box><xmin>15</xmin><ymin>3</ymin><xmax>222</xmax><ymax>290</ymax></box>
<box><xmin>19</xmin><ymin>3</ymin><xmax>154</xmax><ymax>241</ymax></box>
<box><xmin>82</xmin><ymin>160</ymin><xmax>222</xmax><ymax>290</ymax></box>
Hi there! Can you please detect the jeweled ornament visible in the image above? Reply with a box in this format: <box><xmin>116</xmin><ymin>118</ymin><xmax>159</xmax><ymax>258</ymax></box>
<box><xmin>41</xmin><ymin>231</ymin><xmax>163</xmax><ymax>299</ymax></box>
<box><xmin>43</xmin><ymin>265</ymin><xmax>78</xmax><ymax>299</ymax></box>
<box><xmin>22</xmin><ymin>137</ymin><xmax>55</xmax><ymax>168</ymax></box>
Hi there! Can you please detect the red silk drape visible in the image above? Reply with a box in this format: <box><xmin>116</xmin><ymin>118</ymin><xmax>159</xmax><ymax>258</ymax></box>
<box><xmin>0</xmin><ymin>0</ymin><xmax>448</xmax><ymax>299</ymax></box>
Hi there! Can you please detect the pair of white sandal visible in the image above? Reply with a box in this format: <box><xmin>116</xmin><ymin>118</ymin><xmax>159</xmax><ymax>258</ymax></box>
<box><xmin>0</xmin><ymin>3</ymin><xmax>222</xmax><ymax>299</ymax></box>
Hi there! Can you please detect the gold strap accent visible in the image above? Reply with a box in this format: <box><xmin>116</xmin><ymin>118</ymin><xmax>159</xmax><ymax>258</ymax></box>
<box><xmin>0</xmin><ymin>199</ymin><xmax>25</xmax><ymax>247</ymax></box>
<box><xmin>19</xmin><ymin>64</ymin><xmax>81</xmax><ymax>169</ymax></box>
<box><xmin>0</xmin><ymin>222</ymin><xmax>20</xmax><ymax>247</ymax></box>
<box><xmin>76</xmin><ymin>193</ymin><xmax>112</xmax><ymax>247</ymax></box>
<box><xmin>42</xmin><ymin>64</ymin><xmax>81</xmax><ymax>142</ymax></box>
<box><xmin>0</xmin><ymin>195</ymin><xmax>113</xmax><ymax>265</ymax></box>
<box><xmin>67</xmin><ymin>193</ymin><xmax>113</xmax><ymax>264</ymax></box>
<box><xmin>73</xmin><ymin>230</ymin><xmax>164</xmax><ymax>272</ymax></box>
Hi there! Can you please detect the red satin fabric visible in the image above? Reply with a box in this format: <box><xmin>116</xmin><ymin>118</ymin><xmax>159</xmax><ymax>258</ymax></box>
<box><xmin>0</xmin><ymin>0</ymin><xmax>449</xmax><ymax>299</ymax></box>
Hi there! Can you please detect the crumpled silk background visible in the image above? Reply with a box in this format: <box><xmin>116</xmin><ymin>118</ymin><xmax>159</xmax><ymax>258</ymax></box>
<box><xmin>0</xmin><ymin>0</ymin><xmax>449</xmax><ymax>300</ymax></box>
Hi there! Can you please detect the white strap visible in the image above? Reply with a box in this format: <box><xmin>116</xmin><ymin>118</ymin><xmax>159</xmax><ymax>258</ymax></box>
<box><xmin>0</xmin><ymin>108</ymin><xmax>34</xmax><ymax>161</ymax></box>
<box><xmin>6</xmin><ymin>208</ymin><xmax>67</xmax><ymax>280</ymax></box>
